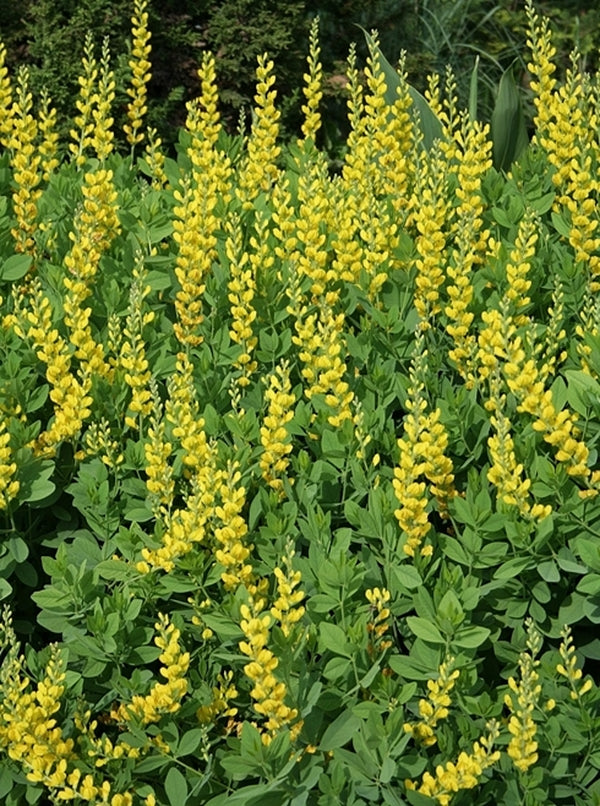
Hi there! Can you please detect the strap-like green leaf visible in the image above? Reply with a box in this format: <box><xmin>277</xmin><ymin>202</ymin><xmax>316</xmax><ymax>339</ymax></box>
<box><xmin>491</xmin><ymin>63</ymin><xmax>529</xmax><ymax>171</ymax></box>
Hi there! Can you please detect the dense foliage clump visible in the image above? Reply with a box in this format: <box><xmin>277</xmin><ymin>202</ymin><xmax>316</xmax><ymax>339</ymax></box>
<box><xmin>0</xmin><ymin>1</ymin><xmax>599</xmax><ymax>804</ymax></box>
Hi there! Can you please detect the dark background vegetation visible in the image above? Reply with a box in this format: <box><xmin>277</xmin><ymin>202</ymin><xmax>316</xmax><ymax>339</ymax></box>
<box><xmin>1</xmin><ymin>0</ymin><xmax>599</xmax><ymax>154</ymax></box>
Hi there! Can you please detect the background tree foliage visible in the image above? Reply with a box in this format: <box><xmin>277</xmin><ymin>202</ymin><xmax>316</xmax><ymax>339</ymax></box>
<box><xmin>1</xmin><ymin>0</ymin><xmax>599</xmax><ymax>153</ymax></box>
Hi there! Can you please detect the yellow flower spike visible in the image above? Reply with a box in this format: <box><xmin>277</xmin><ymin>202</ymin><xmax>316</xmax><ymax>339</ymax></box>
<box><xmin>236</xmin><ymin>53</ymin><xmax>281</xmax><ymax>206</ymax></box>
<box><xmin>271</xmin><ymin>543</ymin><xmax>306</xmax><ymax>637</ymax></box>
<box><xmin>37</xmin><ymin>89</ymin><xmax>60</xmax><ymax>182</ymax></box>
<box><xmin>124</xmin><ymin>0</ymin><xmax>152</xmax><ymax>149</ymax></box>
<box><xmin>0</xmin><ymin>418</ymin><xmax>19</xmax><ymax>510</ymax></box>
<box><xmin>292</xmin><ymin>299</ymin><xmax>354</xmax><ymax>426</ymax></box>
<box><xmin>365</xmin><ymin>587</ymin><xmax>393</xmax><ymax>654</ymax></box>
<box><xmin>111</xmin><ymin>614</ymin><xmax>189</xmax><ymax>725</ymax></box>
<box><xmin>0</xmin><ymin>41</ymin><xmax>14</xmax><ymax>147</ymax></box>
<box><xmin>504</xmin><ymin>619</ymin><xmax>542</xmax><ymax>773</ymax></box>
<box><xmin>90</xmin><ymin>37</ymin><xmax>116</xmax><ymax>162</ymax></box>
<box><xmin>408</xmin><ymin>720</ymin><xmax>501</xmax><ymax>804</ymax></box>
<box><xmin>404</xmin><ymin>658</ymin><xmax>459</xmax><ymax>747</ymax></box>
<box><xmin>239</xmin><ymin>594</ymin><xmax>300</xmax><ymax>743</ymax></box>
<box><xmin>214</xmin><ymin>463</ymin><xmax>254</xmax><ymax>591</ymax></box>
<box><xmin>120</xmin><ymin>258</ymin><xmax>153</xmax><ymax>426</ymax></box>
<box><xmin>299</xmin><ymin>16</ymin><xmax>323</xmax><ymax>143</ymax></box>
<box><xmin>8</xmin><ymin>65</ymin><xmax>42</xmax><ymax>256</ymax></box>
<box><xmin>557</xmin><ymin>624</ymin><xmax>594</xmax><ymax>700</ymax></box>
<box><xmin>173</xmin><ymin>54</ymin><xmax>231</xmax><ymax>347</ymax></box>
<box><xmin>260</xmin><ymin>360</ymin><xmax>296</xmax><ymax>493</ymax></box>
<box><xmin>410</xmin><ymin>142</ymin><xmax>451</xmax><ymax>323</ymax></box>
<box><xmin>226</xmin><ymin>212</ymin><xmax>259</xmax><ymax>386</ymax></box>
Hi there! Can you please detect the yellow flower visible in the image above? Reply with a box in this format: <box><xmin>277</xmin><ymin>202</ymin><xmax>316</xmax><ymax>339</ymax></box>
<box><xmin>260</xmin><ymin>360</ymin><xmax>296</xmax><ymax>493</ymax></box>
<box><xmin>124</xmin><ymin>0</ymin><xmax>152</xmax><ymax>148</ymax></box>
<box><xmin>111</xmin><ymin>614</ymin><xmax>189</xmax><ymax>725</ymax></box>
<box><xmin>0</xmin><ymin>41</ymin><xmax>14</xmax><ymax>147</ymax></box>
<box><xmin>9</xmin><ymin>66</ymin><xmax>41</xmax><ymax>256</ymax></box>
<box><xmin>557</xmin><ymin>624</ymin><xmax>594</xmax><ymax>700</ymax></box>
<box><xmin>270</xmin><ymin>544</ymin><xmax>305</xmax><ymax>637</ymax></box>
<box><xmin>504</xmin><ymin>619</ymin><xmax>542</xmax><ymax>773</ymax></box>
<box><xmin>404</xmin><ymin>658</ymin><xmax>460</xmax><ymax>747</ymax></box>
<box><xmin>299</xmin><ymin>16</ymin><xmax>322</xmax><ymax>143</ymax></box>
<box><xmin>0</xmin><ymin>418</ymin><xmax>19</xmax><ymax>510</ymax></box>
<box><xmin>236</xmin><ymin>53</ymin><xmax>281</xmax><ymax>206</ymax></box>
<box><xmin>239</xmin><ymin>596</ymin><xmax>300</xmax><ymax>743</ymax></box>
<box><xmin>407</xmin><ymin>720</ymin><xmax>501</xmax><ymax>804</ymax></box>
<box><xmin>214</xmin><ymin>463</ymin><xmax>254</xmax><ymax>591</ymax></box>
<box><xmin>226</xmin><ymin>213</ymin><xmax>258</xmax><ymax>385</ymax></box>
<box><xmin>365</xmin><ymin>587</ymin><xmax>393</xmax><ymax>654</ymax></box>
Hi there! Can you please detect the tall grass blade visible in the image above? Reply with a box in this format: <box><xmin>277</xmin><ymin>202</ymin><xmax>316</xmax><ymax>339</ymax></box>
<box><xmin>469</xmin><ymin>56</ymin><xmax>479</xmax><ymax>121</ymax></box>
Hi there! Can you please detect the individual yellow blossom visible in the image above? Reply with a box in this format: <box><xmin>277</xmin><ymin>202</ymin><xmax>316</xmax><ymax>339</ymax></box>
<box><xmin>260</xmin><ymin>360</ymin><xmax>296</xmax><ymax>493</ymax></box>
<box><xmin>124</xmin><ymin>0</ymin><xmax>152</xmax><ymax>148</ymax></box>
<box><xmin>111</xmin><ymin>614</ymin><xmax>189</xmax><ymax>724</ymax></box>
<box><xmin>556</xmin><ymin>624</ymin><xmax>594</xmax><ymax>700</ymax></box>
<box><xmin>404</xmin><ymin>658</ymin><xmax>460</xmax><ymax>747</ymax></box>
<box><xmin>406</xmin><ymin>720</ymin><xmax>501</xmax><ymax>805</ymax></box>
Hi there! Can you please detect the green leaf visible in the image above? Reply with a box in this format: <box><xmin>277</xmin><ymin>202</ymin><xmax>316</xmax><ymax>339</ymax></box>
<box><xmin>0</xmin><ymin>254</ymin><xmax>32</xmax><ymax>281</ymax></box>
<box><xmin>0</xmin><ymin>578</ymin><xmax>12</xmax><ymax>600</ymax></box>
<box><xmin>390</xmin><ymin>564</ymin><xmax>422</xmax><ymax>590</ymax></box>
<box><xmin>7</xmin><ymin>535</ymin><xmax>28</xmax><ymax>564</ymax></box>
<box><xmin>319</xmin><ymin>622</ymin><xmax>351</xmax><ymax>657</ymax></box>
<box><xmin>575</xmin><ymin>537</ymin><xmax>600</xmax><ymax>573</ymax></box>
<box><xmin>177</xmin><ymin>729</ymin><xmax>205</xmax><ymax>757</ymax></box>
<box><xmin>537</xmin><ymin>560</ymin><xmax>560</xmax><ymax>583</ymax></box>
<box><xmin>491</xmin><ymin>63</ymin><xmax>528</xmax><ymax>171</ymax></box>
<box><xmin>320</xmin><ymin>710</ymin><xmax>362</xmax><ymax>751</ymax></box>
<box><xmin>452</xmin><ymin>625</ymin><xmax>491</xmax><ymax>649</ymax></box>
<box><xmin>165</xmin><ymin>767</ymin><xmax>188</xmax><ymax>806</ymax></box>
<box><xmin>406</xmin><ymin>617</ymin><xmax>445</xmax><ymax>644</ymax></box>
